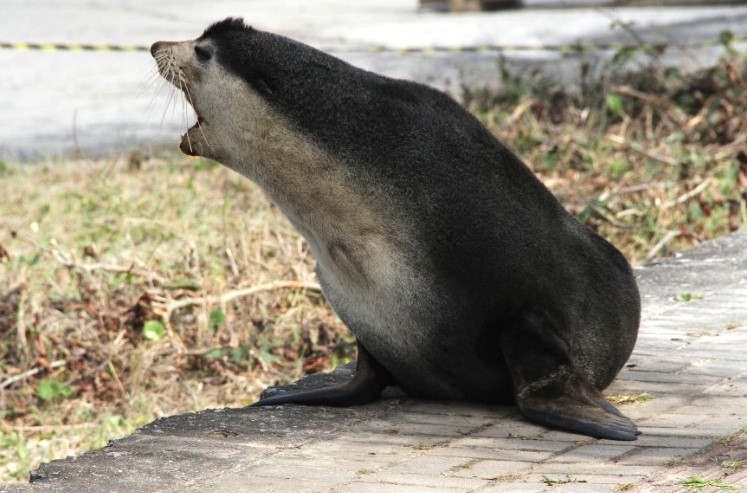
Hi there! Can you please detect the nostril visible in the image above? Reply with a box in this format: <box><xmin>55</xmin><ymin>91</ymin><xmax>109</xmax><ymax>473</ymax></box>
<box><xmin>150</xmin><ymin>41</ymin><xmax>168</xmax><ymax>57</ymax></box>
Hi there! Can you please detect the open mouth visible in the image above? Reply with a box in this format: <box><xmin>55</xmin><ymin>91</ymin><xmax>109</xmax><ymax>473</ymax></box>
<box><xmin>185</xmin><ymin>114</ymin><xmax>205</xmax><ymax>134</ymax></box>
<box><xmin>179</xmin><ymin>107</ymin><xmax>207</xmax><ymax>156</ymax></box>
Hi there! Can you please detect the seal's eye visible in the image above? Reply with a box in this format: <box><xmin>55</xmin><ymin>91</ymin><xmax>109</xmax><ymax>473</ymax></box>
<box><xmin>194</xmin><ymin>45</ymin><xmax>213</xmax><ymax>62</ymax></box>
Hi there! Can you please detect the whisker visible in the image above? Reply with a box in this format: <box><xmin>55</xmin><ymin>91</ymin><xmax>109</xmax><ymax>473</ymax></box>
<box><xmin>166</xmin><ymin>68</ymin><xmax>181</xmax><ymax>121</ymax></box>
<box><xmin>148</xmin><ymin>48</ymin><xmax>202</xmax><ymax>151</ymax></box>
<box><xmin>160</xmin><ymin>68</ymin><xmax>180</xmax><ymax>127</ymax></box>
<box><xmin>138</xmin><ymin>68</ymin><xmax>165</xmax><ymax>101</ymax></box>
<box><xmin>183</xmin><ymin>83</ymin><xmax>209</xmax><ymax>148</ymax></box>
<box><xmin>147</xmin><ymin>79</ymin><xmax>172</xmax><ymax>125</ymax></box>
<box><xmin>177</xmin><ymin>76</ymin><xmax>193</xmax><ymax>153</ymax></box>
<box><xmin>161</xmin><ymin>86</ymin><xmax>178</xmax><ymax>127</ymax></box>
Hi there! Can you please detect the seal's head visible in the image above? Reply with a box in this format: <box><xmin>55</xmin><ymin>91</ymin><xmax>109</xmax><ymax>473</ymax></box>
<box><xmin>151</xmin><ymin>18</ymin><xmax>285</xmax><ymax>162</ymax></box>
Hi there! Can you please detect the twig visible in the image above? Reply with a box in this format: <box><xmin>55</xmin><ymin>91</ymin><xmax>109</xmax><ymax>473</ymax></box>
<box><xmin>107</xmin><ymin>361</ymin><xmax>127</xmax><ymax>399</ymax></box>
<box><xmin>15</xmin><ymin>284</ymin><xmax>29</xmax><ymax>364</ymax></box>
<box><xmin>616</xmin><ymin>182</ymin><xmax>671</xmax><ymax>194</ymax></box>
<box><xmin>646</xmin><ymin>230</ymin><xmax>681</xmax><ymax>262</ymax></box>
<box><xmin>226</xmin><ymin>247</ymin><xmax>240</xmax><ymax>278</ymax></box>
<box><xmin>611</xmin><ymin>85</ymin><xmax>661</xmax><ymax>105</ymax></box>
<box><xmin>501</xmin><ymin>99</ymin><xmax>535</xmax><ymax>129</ymax></box>
<box><xmin>607</xmin><ymin>134</ymin><xmax>680</xmax><ymax>166</ymax></box>
<box><xmin>19</xmin><ymin>234</ymin><xmax>168</xmax><ymax>286</ymax></box>
<box><xmin>0</xmin><ymin>360</ymin><xmax>67</xmax><ymax>390</ymax></box>
<box><xmin>160</xmin><ymin>280</ymin><xmax>322</xmax><ymax>315</ymax></box>
<box><xmin>664</xmin><ymin>178</ymin><xmax>714</xmax><ymax>209</ymax></box>
<box><xmin>52</xmin><ymin>252</ymin><xmax>168</xmax><ymax>285</ymax></box>
<box><xmin>590</xmin><ymin>205</ymin><xmax>634</xmax><ymax>229</ymax></box>
<box><xmin>711</xmin><ymin>134</ymin><xmax>747</xmax><ymax>161</ymax></box>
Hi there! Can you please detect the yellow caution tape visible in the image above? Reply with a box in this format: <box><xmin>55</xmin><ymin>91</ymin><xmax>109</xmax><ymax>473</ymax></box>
<box><xmin>0</xmin><ymin>42</ymin><xmax>147</xmax><ymax>52</ymax></box>
<box><xmin>0</xmin><ymin>37</ymin><xmax>744</xmax><ymax>54</ymax></box>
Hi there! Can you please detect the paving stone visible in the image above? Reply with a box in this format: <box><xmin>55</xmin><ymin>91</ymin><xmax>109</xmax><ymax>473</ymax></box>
<box><xmin>632</xmin><ymin>435</ymin><xmax>715</xmax><ymax>449</ymax></box>
<box><xmin>334</xmin><ymin>481</ymin><xmax>465</xmax><ymax>493</ymax></box>
<box><xmin>528</xmin><ymin>464</ymin><xmax>658</xmax><ymax>485</ymax></box>
<box><xmin>617</xmin><ymin>370</ymin><xmax>722</xmax><ymax>385</ymax></box>
<box><xmin>251</xmin><ymin>462</ymin><xmax>359</xmax><ymax>482</ymax></box>
<box><xmin>384</xmin><ymin>454</ymin><xmax>485</xmax><ymax>475</ymax></box>
<box><xmin>450</xmin><ymin>436</ymin><xmax>574</xmax><ymax>453</ymax></box>
<box><xmin>638</xmin><ymin>427</ymin><xmax>730</xmax><ymax>438</ymax></box>
<box><xmin>426</xmin><ymin>445</ymin><xmax>554</xmax><ymax>462</ymax></box>
<box><xmin>609</xmin><ymin>380</ymin><xmax>706</xmax><ymax>396</ymax></box>
<box><xmin>445</xmin><ymin>459</ymin><xmax>534</xmax><ymax>480</ymax></box>
<box><xmin>615</xmin><ymin>447</ymin><xmax>701</xmax><ymax>466</ymax></box>
<box><xmin>699</xmin><ymin>415</ymin><xmax>747</xmax><ymax>429</ymax></box>
<box><xmin>549</xmin><ymin>483</ymin><xmax>631</xmax><ymax>493</ymax></box>
<box><xmin>388</xmin><ymin>411</ymin><xmax>495</xmax><ymax>427</ymax></box>
<box><xmin>331</xmin><ymin>431</ymin><xmax>449</xmax><ymax>449</ymax></box>
<box><xmin>544</xmin><ymin>444</ymin><xmax>638</xmax><ymax>463</ymax></box>
<box><xmin>361</xmin><ymin>471</ymin><xmax>488</xmax><ymax>490</ymax></box>
<box><xmin>476</xmin><ymin>484</ymin><xmax>547</xmax><ymax>493</ymax></box>
<box><xmin>358</xmin><ymin>420</ymin><xmax>481</xmax><ymax>438</ymax></box>
<box><xmin>204</xmin><ymin>475</ymin><xmax>339</xmax><ymax>493</ymax></box>
<box><xmin>680</xmin><ymin>363</ymin><xmax>747</xmax><ymax>379</ymax></box>
<box><xmin>401</xmin><ymin>402</ymin><xmax>515</xmax><ymax>419</ymax></box>
<box><xmin>621</xmin><ymin>358</ymin><xmax>688</xmax><ymax>373</ymax></box>
<box><xmin>638</xmin><ymin>413</ymin><xmax>710</xmax><ymax>429</ymax></box>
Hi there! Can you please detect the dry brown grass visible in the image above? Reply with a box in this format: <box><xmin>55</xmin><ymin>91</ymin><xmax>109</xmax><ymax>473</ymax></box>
<box><xmin>0</xmin><ymin>157</ymin><xmax>353</xmax><ymax>480</ymax></box>
<box><xmin>0</xmin><ymin>55</ymin><xmax>746</xmax><ymax>482</ymax></box>
<box><xmin>463</xmin><ymin>57</ymin><xmax>747</xmax><ymax>262</ymax></box>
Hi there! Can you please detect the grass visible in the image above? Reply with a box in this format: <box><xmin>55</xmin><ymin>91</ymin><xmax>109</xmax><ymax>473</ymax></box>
<box><xmin>1</xmin><ymin>53</ymin><xmax>746</xmax><ymax>483</ymax></box>
<box><xmin>542</xmin><ymin>474</ymin><xmax>587</xmax><ymax>486</ymax></box>
<box><xmin>681</xmin><ymin>476</ymin><xmax>737</xmax><ymax>492</ymax></box>
<box><xmin>606</xmin><ymin>393</ymin><xmax>654</xmax><ymax>405</ymax></box>
<box><xmin>720</xmin><ymin>460</ymin><xmax>746</xmax><ymax>471</ymax></box>
<box><xmin>0</xmin><ymin>156</ymin><xmax>354</xmax><ymax>481</ymax></box>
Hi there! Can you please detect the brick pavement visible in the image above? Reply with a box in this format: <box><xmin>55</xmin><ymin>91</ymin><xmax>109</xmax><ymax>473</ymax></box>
<box><xmin>2</xmin><ymin>231</ymin><xmax>747</xmax><ymax>492</ymax></box>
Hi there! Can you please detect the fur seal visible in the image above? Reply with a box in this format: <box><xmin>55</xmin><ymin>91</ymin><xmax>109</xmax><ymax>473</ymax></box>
<box><xmin>151</xmin><ymin>18</ymin><xmax>641</xmax><ymax>441</ymax></box>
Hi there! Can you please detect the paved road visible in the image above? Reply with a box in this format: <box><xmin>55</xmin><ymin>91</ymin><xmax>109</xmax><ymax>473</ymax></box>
<box><xmin>1</xmin><ymin>0</ymin><xmax>746</xmax><ymax>161</ymax></box>
<box><xmin>3</xmin><ymin>230</ymin><xmax>747</xmax><ymax>492</ymax></box>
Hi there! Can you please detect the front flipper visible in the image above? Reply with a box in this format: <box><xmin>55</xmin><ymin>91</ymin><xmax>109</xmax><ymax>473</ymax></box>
<box><xmin>251</xmin><ymin>341</ymin><xmax>393</xmax><ymax>407</ymax></box>
<box><xmin>501</xmin><ymin>308</ymin><xmax>639</xmax><ymax>441</ymax></box>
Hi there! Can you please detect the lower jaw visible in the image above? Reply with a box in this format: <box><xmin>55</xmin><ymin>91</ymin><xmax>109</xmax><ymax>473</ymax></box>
<box><xmin>180</xmin><ymin>127</ymin><xmax>200</xmax><ymax>156</ymax></box>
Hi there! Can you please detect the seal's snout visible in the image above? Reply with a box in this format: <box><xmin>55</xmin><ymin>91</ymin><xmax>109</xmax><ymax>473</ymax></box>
<box><xmin>150</xmin><ymin>41</ymin><xmax>173</xmax><ymax>57</ymax></box>
<box><xmin>150</xmin><ymin>41</ymin><xmax>162</xmax><ymax>57</ymax></box>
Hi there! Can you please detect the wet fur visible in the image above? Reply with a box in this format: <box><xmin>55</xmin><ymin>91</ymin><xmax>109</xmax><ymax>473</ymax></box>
<box><xmin>152</xmin><ymin>18</ymin><xmax>641</xmax><ymax>440</ymax></box>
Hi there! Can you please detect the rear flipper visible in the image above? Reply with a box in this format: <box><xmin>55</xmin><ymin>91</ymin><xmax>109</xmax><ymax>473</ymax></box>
<box><xmin>251</xmin><ymin>341</ymin><xmax>393</xmax><ymax>407</ymax></box>
<box><xmin>519</xmin><ymin>389</ymin><xmax>639</xmax><ymax>441</ymax></box>
<box><xmin>501</xmin><ymin>308</ymin><xmax>639</xmax><ymax>441</ymax></box>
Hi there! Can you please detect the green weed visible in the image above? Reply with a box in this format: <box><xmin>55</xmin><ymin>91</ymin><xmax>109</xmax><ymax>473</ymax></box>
<box><xmin>681</xmin><ymin>476</ymin><xmax>736</xmax><ymax>491</ymax></box>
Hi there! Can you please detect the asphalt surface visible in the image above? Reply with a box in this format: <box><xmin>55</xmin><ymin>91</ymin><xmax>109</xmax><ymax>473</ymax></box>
<box><xmin>1</xmin><ymin>0</ymin><xmax>746</xmax><ymax>161</ymax></box>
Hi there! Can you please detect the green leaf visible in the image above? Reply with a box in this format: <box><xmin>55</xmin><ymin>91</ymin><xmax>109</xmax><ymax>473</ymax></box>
<box><xmin>205</xmin><ymin>348</ymin><xmax>224</xmax><ymax>359</ymax></box>
<box><xmin>230</xmin><ymin>346</ymin><xmax>250</xmax><ymax>364</ymax></box>
<box><xmin>39</xmin><ymin>204</ymin><xmax>51</xmax><ymax>218</ymax></box>
<box><xmin>37</xmin><ymin>380</ymin><xmax>63</xmax><ymax>401</ymax></box>
<box><xmin>605</xmin><ymin>93</ymin><xmax>625</xmax><ymax>117</ymax></box>
<box><xmin>719</xmin><ymin>30</ymin><xmax>736</xmax><ymax>55</ymax></box>
<box><xmin>60</xmin><ymin>384</ymin><xmax>74</xmax><ymax>398</ymax></box>
<box><xmin>208</xmin><ymin>308</ymin><xmax>226</xmax><ymax>332</ymax></box>
<box><xmin>142</xmin><ymin>320</ymin><xmax>166</xmax><ymax>341</ymax></box>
